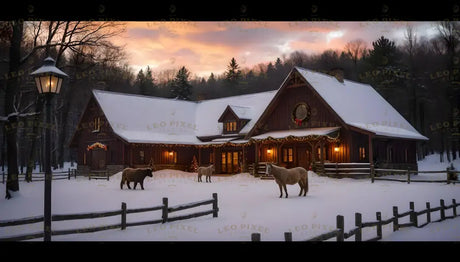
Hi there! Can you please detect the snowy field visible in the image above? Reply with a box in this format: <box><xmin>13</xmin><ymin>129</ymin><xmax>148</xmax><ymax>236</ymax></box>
<box><xmin>0</xmin><ymin>154</ymin><xmax>459</xmax><ymax>241</ymax></box>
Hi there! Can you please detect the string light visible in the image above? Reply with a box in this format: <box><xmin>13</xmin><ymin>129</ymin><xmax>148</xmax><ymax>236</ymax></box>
<box><xmin>130</xmin><ymin>131</ymin><xmax>340</xmax><ymax>149</ymax></box>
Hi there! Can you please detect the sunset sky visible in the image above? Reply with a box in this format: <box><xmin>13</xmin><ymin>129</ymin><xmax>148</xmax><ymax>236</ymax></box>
<box><xmin>113</xmin><ymin>21</ymin><xmax>439</xmax><ymax>79</ymax></box>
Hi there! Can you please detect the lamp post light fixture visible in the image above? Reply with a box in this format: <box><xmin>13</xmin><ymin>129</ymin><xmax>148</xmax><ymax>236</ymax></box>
<box><xmin>30</xmin><ymin>57</ymin><xmax>68</xmax><ymax>242</ymax></box>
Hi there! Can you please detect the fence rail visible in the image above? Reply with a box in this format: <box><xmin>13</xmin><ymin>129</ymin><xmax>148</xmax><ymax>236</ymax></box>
<box><xmin>1</xmin><ymin>168</ymin><xmax>78</xmax><ymax>184</ymax></box>
<box><xmin>371</xmin><ymin>167</ymin><xmax>460</xmax><ymax>184</ymax></box>
<box><xmin>0</xmin><ymin>193</ymin><xmax>218</xmax><ymax>241</ymax></box>
<box><xmin>251</xmin><ymin>198</ymin><xmax>459</xmax><ymax>242</ymax></box>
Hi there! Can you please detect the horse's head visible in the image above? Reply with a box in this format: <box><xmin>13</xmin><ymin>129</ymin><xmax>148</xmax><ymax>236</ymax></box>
<box><xmin>146</xmin><ymin>168</ymin><xmax>153</xmax><ymax>177</ymax></box>
<box><xmin>210</xmin><ymin>164</ymin><xmax>215</xmax><ymax>172</ymax></box>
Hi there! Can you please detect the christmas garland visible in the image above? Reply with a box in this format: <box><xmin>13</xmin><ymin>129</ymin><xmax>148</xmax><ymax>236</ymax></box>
<box><xmin>87</xmin><ymin>142</ymin><xmax>108</xmax><ymax>151</ymax></box>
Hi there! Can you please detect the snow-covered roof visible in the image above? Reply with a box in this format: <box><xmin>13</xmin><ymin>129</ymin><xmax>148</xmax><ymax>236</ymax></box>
<box><xmin>294</xmin><ymin>67</ymin><xmax>428</xmax><ymax>140</ymax></box>
<box><xmin>228</xmin><ymin>105</ymin><xmax>252</xmax><ymax>120</ymax></box>
<box><xmin>91</xmin><ymin>66</ymin><xmax>427</xmax><ymax>145</ymax></box>
<box><xmin>195</xmin><ymin>91</ymin><xmax>277</xmax><ymax>137</ymax></box>
<box><xmin>92</xmin><ymin>89</ymin><xmax>276</xmax><ymax>144</ymax></box>
<box><xmin>251</xmin><ymin>127</ymin><xmax>340</xmax><ymax>140</ymax></box>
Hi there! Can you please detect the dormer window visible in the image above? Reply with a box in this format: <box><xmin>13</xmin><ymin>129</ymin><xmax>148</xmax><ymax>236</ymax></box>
<box><xmin>225</xmin><ymin>120</ymin><xmax>237</xmax><ymax>133</ymax></box>
<box><xmin>218</xmin><ymin>105</ymin><xmax>252</xmax><ymax>135</ymax></box>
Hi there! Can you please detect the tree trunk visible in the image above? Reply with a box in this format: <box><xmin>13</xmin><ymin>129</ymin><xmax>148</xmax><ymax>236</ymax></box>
<box><xmin>25</xmin><ymin>97</ymin><xmax>43</xmax><ymax>182</ymax></box>
<box><xmin>4</xmin><ymin>20</ymin><xmax>23</xmax><ymax>198</ymax></box>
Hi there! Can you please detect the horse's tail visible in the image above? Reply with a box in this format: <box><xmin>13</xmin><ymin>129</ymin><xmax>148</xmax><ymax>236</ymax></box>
<box><xmin>304</xmin><ymin>169</ymin><xmax>309</xmax><ymax>193</ymax></box>
<box><xmin>120</xmin><ymin>170</ymin><xmax>126</xmax><ymax>189</ymax></box>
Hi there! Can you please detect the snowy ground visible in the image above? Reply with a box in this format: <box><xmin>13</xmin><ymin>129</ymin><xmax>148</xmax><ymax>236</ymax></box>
<box><xmin>0</xmin><ymin>154</ymin><xmax>459</xmax><ymax>241</ymax></box>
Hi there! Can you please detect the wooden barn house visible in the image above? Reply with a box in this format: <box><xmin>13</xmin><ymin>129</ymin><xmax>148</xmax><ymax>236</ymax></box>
<box><xmin>69</xmin><ymin>67</ymin><xmax>428</xmax><ymax>177</ymax></box>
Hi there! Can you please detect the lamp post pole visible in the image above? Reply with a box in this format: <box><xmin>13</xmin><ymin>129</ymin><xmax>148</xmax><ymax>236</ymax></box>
<box><xmin>43</xmin><ymin>93</ymin><xmax>52</xmax><ymax>242</ymax></box>
<box><xmin>31</xmin><ymin>57</ymin><xmax>68</xmax><ymax>242</ymax></box>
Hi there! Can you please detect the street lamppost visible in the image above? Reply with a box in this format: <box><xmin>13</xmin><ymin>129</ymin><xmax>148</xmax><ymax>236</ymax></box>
<box><xmin>30</xmin><ymin>57</ymin><xmax>68</xmax><ymax>242</ymax></box>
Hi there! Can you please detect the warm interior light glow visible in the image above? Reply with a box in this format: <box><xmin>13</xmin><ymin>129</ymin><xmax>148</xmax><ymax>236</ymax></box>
<box><xmin>169</xmin><ymin>151</ymin><xmax>174</xmax><ymax>156</ymax></box>
<box><xmin>267</xmin><ymin>149</ymin><xmax>272</xmax><ymax>154</ymax></box>
<box><xmin>36</xmin><ymin>75</ymin><xmax>62</xmax><ymax>94</ymax></box>
<box><xmin>334</xmin><ymin>147</ymin><xmax>340</xmax><ymax>152</ymax></box>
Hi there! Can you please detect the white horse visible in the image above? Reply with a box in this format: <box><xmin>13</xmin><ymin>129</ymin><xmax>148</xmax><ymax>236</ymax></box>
<box><xmin>266</xmin><ymin>163</ymin><xmax>308</xmax><ymax>198</ymax></box>
<box><xmin>197</xmin><ymin>164</ymin><xmax>214</xmax><ymax>183</ymax></box>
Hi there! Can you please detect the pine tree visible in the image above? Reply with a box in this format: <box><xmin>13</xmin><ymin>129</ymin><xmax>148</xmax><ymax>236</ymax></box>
<box><xmin>169</xmin><ymin>66</ymin><xmax>193</xmax><ymax>100</ymax></box>
<box><xmin>136</xmin><ymin>66</ymin><xmax>157</xmax><ymax>96</ymax></box>
<box><xmin>190</xmin><ymin>155</ymin><xmax>198</xmax><ymax>172</ymax></box>
<box><xmin>208</xmin><ymin>72</ymin><xmax>216</xmax><ymax>86</ymax></box>
<box><xmin>225</xmin><ymin>57</ymin><xmax>242</xmax><ymax>84</ymax></box>
<box><xmin>368</xmin><ymin>36</ymin><xmax>398</xmax><ymax>67</ymax></box>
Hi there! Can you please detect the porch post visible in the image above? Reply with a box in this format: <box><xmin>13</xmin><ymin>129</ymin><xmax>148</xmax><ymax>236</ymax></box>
<box><xmin>368</xmin><ymin>134</ymin><xmax>374</xmax><ymax>166</ymax></box>
<box><xmin>242</xmin><ymin>145</ymin><xmax>246</xmax><ymax>172</ymax></box>
<box><xmin>320</xmin><ymin>140</ymin><xmax>325</xmax><ymax>163</ymax></box>
<box><xmin>277</xmin><ymin>142</ymin><xmax>282</xmax><ymax>164</ymax></box>
<box><xmin>129</xmin><ymin>144</ymin><xmax>133</xmax><ymax>167</ymax></box>
<box><xmin>198</xmin><ymin>146</ymin><xmax>202</xmax><ymax>166</ymax></box>
<box><xmin>255</xmin><ymin>142</ymin><xmax>259</xmax><ymax>164</ymax></box>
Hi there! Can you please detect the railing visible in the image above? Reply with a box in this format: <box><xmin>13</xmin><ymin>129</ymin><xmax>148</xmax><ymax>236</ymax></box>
<box><xmin>0</xmin><ymin>193</ymin><xmax>218</xmax><ymax>241</ymax></box>
<box><xmin>371</xmin><ymin>167</ymin><xmax>460</xmax><ymax>184</ymax></box>
<box><xmin>1</xmin><ymin>168</ymin><xmax>78</xmax><ymax>183</ymax></box>
<box><xmin>251</xmin><ymin>198</ymin><xmax>459</xmax><ymax>242</ymax></box>
<box><xmin>88</xmin><ymin>170</ymin><xmax>110</xmax><ymax>181</ymax></box>
<box><xmin>322</xmin><ymin>162</ymin><xmax>371</xmax><ymax>178</ymax></box>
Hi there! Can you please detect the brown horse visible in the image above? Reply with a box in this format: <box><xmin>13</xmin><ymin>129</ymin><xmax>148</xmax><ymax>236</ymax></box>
<box><xmin>266</xmin><ymin>163</ymin><xmax>308</xmax><ymax>198</ymax></box>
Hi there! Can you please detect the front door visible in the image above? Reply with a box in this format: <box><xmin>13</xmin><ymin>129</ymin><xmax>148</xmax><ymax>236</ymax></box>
<box><xmin>297</xmin><ymin>146</ymin><xmax>311</xmax><ymax>169</ymax></box>
<box><xmin>91</xmin><ymin>148</ymin><xmax>106</xmax><ymax>170</ymax></box>
<box><xmin>221</xmin><ymin>151</ymin><xmax>240</xmax><ymax>174</ymax></box>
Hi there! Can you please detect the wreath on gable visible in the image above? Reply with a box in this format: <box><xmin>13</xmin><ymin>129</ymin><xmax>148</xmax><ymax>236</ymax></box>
<box><xmin>291</xmin><ymin>102</ymin><xmax>311</xmax><ymax>127</ymax></box>
<box><xmin>87</xmin><ymin>142</ymin><xmax>107</xmax><ymax>151</ymax></box>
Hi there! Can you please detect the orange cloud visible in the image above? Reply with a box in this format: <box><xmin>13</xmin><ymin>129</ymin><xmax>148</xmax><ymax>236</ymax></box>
<box><xmin>111</xmin><ymin>21</ymin><xmax>438</xmax><ymax>78</ymax></box>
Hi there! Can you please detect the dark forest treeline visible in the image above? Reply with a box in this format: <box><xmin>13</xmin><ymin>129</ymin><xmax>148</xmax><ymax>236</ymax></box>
<box><xmin>1</xmin><ymin>21</ymin><xmax>460</xmax><ymax>182</ymax></box>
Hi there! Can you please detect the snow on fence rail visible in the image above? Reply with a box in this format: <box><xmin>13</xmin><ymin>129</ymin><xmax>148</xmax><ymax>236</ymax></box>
<box><xmin>251</xmin><ymin>198</ymin><xmax>459</xmax><ymax>242</ymax></box>
<box><xmin>371</xmin><ymin>167</ymin><xmax>460</xmax><ymax>184</ymax></box>
<box><xmin>0</xmin><ymin>193</ymin><xmax>219</xmax><ymax>241</ymax></box>
<box><xmin>1</xmin><ymin>168</ymin><xmax>78</xmax><ymax>183</ymax></box>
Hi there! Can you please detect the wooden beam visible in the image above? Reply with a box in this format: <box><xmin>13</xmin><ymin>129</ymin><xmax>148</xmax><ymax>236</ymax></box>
<box><xmin>369</xmin><ymin>134</ymin><xmax>374</xmax><ymax>167</ymax></box>
<box><xmin>242</xmin><ymin>145</ymin><xmax>246</xmax><ymax>172</ymax></box>
<box><xmin>129</xmin><ymin>144</ymin><xmax>133</xmax><ymax>167</ymax></box>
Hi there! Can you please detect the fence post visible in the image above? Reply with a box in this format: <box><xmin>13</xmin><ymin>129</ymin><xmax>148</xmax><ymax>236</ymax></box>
<box><xmin>355</xmin><ymin>213</ymin><xmax>362</xmax><ymax>241</ymax></box>
<box><xmin>162</xmin><ymin>197</ymin><xmax>168</xmax><ymax>223</ymax></box>
<box><xmin>409</xmin><ymin>201</ymin><xmax>417</xmax><ymax>227</ymax></box>
<box><xmin>440</xmin><ymin>199</ymin><xmax>445</xmax><ymax>221</ymax></box>
<box><xmin>121</xmin><ymin>202</ymin><xmax>127</xmax><ymax>230</ymax></box>
<box><xmin>284</xmin><ymin>232</ymin><xmax>292</xmax><ymax>242</ymax></box>
<box><xmin>251</xmin><ymin>232</ymin><xmax>261</xmax><ymax>241</ymax></box>
<box><xmin>212</xmin><ymin>193</ymin><xmax>218</xmax><ymax>218</ymax></box>
<box><xmin>453</xmin><ymin>199</ymin><xmax>457</xmax><ymax>217</ymax></box>
<box><xmin>107</xmin><ymin>171</ymin><xmax>109</xmax><ymax>181</ymax></box>
<box><xmin>392</xmin><ymin>206</ymin><xmax>399</xmax><ymax>232</ymax></box>
<box><xmin>68</xmin><ymin>168</ymin><xmax>70</xmax><ymax>180</ymax></box>
<box><xmin>376</xmin><ymin>212</ymin><xmax>382</xmax><ymax>240</ymax></box>
<box><xmin>370</xmin><ymin>164</ymin><xmax>375</xmax><ymax>183</ymax></box>
<box><xmin>407</xmin><ymin>169</ymin><xmax>411</xmax><ymax>184</ymax></box>
<box><xmin>426</xmin><ymin>202</ymin><xmax>431</xmax><ymax>224</ymax></box>
<box><xmin>446</xmin><ymin>167</ymin><xmax>450</xmax><ymax>184</ymax></box>
<box><xmin>336</xmin><ymin>215</ymin><xmax>344</xmax><ymax>242</ymax></box>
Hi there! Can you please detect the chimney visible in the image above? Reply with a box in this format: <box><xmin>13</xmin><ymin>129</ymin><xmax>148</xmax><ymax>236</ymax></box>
<box><xmin>328</xmin><ymin>68</ymin><xmax>344</xmax><ymax>83</ymax></box>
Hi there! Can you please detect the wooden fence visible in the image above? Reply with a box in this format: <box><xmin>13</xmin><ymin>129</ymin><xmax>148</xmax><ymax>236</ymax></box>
<box><xmin>0</xmin><ymin>193</ymin><xmax>218</xmax><ymax>241</ymax></box>
<box><xmin>88</xmin><ymin>170</ymin><xmax>110</xmax><ymax>181</ymax></box>
<box><xmin>322</xmin><ymin>162</ymin><xmax>371</xmax><ymax>178</ymax></box>
<box><xmin>251</xmin><ymin>198</ymin><xmax>459</xmax><ymax>242</ymax></box>
<box><xmin>371</xmin><ymin>167</ymin><xmax>460</xmax><ymax>184</ymax></box>
<box><xmin>1</xmin><ymin>168</ymin><xmax>78</xmax><ymax>184</ymax></box>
